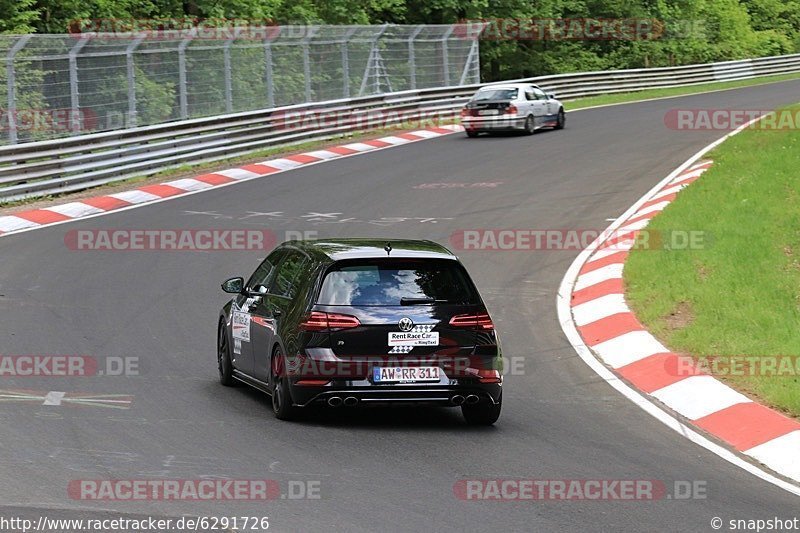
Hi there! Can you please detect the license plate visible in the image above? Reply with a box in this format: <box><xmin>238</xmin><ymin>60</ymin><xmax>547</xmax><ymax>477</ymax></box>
<box><xmin>388</xmin><ymin>331</ymin><xmax>439</xmax><ymax>346</ymax></box>
<box><xmin>478</xmin><ymin>109</ymin><xmax>498</xmax><ymax>115</ymax></box>
<box><xmin>373</xmin><ymin>366</ymin><xmax>440</xmax><ymax>383</ymax></box>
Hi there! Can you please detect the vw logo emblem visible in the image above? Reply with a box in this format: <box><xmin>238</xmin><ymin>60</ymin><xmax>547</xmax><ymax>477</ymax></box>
<box><xmin>398</xmin><ymin>317</ymin><xmax>414</xmax><ymax>332</ymax></box>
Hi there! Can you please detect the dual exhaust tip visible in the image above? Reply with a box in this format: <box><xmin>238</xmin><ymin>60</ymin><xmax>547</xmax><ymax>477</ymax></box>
<box><xmin>327</xmin><ymin>396</ymin><xmax>358</xmax><ymax>407</ymax></box>
<box><xmin>450</xmin><ymin>394</ymin><xmax>480</xmax><ymax>406</ymax></box>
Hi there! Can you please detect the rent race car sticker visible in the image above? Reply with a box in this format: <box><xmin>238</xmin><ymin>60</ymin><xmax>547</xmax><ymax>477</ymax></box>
<box><xmin>387</xmin><ymin>332</ymin><xmax>439</xmax><ymax>347</ymax></box>
<box><xmin>388</xmin><ymin>323</ymin><xmax>438</xmax><ymax>348</ymax></box>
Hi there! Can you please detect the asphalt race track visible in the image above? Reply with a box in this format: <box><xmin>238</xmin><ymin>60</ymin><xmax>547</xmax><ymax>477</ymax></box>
<box><xmin>2</xmin><ymin>80</ymin><xmax>800</xmax><ymax>532</ymax></box>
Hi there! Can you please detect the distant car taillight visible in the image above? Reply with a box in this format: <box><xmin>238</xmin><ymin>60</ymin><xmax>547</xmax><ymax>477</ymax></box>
<box><xmin>460</xmin><ymin>108</ymin><xmax>470</xmax><ymax>117</ymax></box>
<box><xmin>449</xmin><ymin>312</ymin><xmax>494</xmax><ymax>330</ymax></box>
<box><xmin>505</xmin><ymin>105</ymin><xmax>517</xmax><ymax>115</ymax></box>
<box><xmin>300</xmin><ymin>311</ymin><xmax>361</xmax><ymax>331</ymax></box>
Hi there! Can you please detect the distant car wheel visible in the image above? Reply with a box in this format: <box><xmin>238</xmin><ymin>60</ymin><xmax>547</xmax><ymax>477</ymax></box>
<box><xmin>271</xmin><ymin>347</ymin><xmax>299</xmax><ymax>421</ymax></box>
<box><xmin>462</xmin><ymin>394</ymin><xmax>502</xmax><ymax>426</ymax></box>
<box><xmin>523</xmin><ymin>115</ymin><xmax>535</xmax><ymax>135</ymax></box>
<box><xmin>466</xmin><ymin>130</ymin><xmax>479</xmax><ymax>138</ymax></box>
<box><xmin>555</xmin><ymin>109</ymin><xmax>565</xmax><ymax>130</ymax></box>
<box><xmin>217</xmin><ymin>320</ymin><xmax>235</xmax><ymax>386</ymax></box>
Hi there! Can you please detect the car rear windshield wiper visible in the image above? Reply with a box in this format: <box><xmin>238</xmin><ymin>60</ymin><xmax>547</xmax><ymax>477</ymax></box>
<box><xmin>400</xmin><ymin>297</ymin><xmax>449</xmax><ymax>305</ymax></box>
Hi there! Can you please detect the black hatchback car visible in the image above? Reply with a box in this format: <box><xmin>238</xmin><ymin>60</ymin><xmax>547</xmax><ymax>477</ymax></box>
<box><xmin>217</xmin><ymin>239</ymin><xmax>502</xmax><ymax>424</ymax></box>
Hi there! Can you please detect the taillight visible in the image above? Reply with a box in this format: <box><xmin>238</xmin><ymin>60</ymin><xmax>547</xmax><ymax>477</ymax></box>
<box><xmin>460</xmin><ymin>108</ymin><xmax>470</xmax><ymax>117</ymax></box>
<box><xmin>295</xmin><ymin>379</ymin><xmax>330</xmax><ymax>387</ymax></box>
<box><xmin>326</xmin><ymin>313</ymin><xmax>361</xmax><ymax>329</ymax></box>
<box><xmin>300</xmin><ymin>311</ymin><xmax>329</xmax><ymax>331</ymax></box>
<box><xmin>505</xmin><ymin>105</ymin><xmax>517</xmax><ymax>115</ymax></box>
<box><xmin>449</xmin><ymin>312</ymin><xmax>494</xmax><ymax>330</ymax></box>
<box><xmin>476</xmin><ymin>369</ymin><xmax>502</xmax><ymax>383</ymax></box>
<box><xmin>300</xmin><ymin>311</ymin><xmax>360</xmax><ymax>331</ymax></box>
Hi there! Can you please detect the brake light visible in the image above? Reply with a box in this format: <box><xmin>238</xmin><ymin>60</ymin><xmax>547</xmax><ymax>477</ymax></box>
<box><xmin>300</xmin><ymin>311</ymin><xmax>329</xmax><ymax>331</ymax></box>
<box><xmin>476</xmin><ymin>369</ymin><xmax>502</xmax><ymax>383</ymax></box>
<box><xmin>449</xmin><ymin>312</ymin><xmax>494</xmax><ymax>330</ymax></box>
<box><xmin>300</xmin><ymin>311</ymin><xmax>360</xmax><ymax>331</ymax></box>
<box><xmin>326</xmin><ymin>313</ymin><xmax>361</xmax><ymax>329</ymax></box>
<box><xmin>295</xmin><ymin>379</ymin><xmax>331</xmax><ymax>387</ymax></box>
<box><xmin>505</xmin><ymin>105</ymin><xmax>517</xmax><ymax>115</ymax></box>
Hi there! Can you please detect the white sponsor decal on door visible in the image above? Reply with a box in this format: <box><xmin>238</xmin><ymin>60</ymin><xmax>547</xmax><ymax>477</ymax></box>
<box><xmin>232</xmin><ymin>311</ymin><xmax>251</xmax><ymax>342</ymax></box>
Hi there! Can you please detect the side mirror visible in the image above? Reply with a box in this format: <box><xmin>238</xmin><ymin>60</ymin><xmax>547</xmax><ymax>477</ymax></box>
<box><xmin>221</xmin><ymin>277</ymin><xmax>244</xmax><ymax>294</ymax></box>
<box><xmin>546</xmin><ymin>93</ymin><xmax>556</xmax><ymax>100</ymax></box>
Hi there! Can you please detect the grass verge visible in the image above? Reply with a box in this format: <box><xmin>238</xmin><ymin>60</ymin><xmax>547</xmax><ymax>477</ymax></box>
<box><xmin>624</xmin><ymin>103</ymin><xmax>800</xmax><ymax>418</ymax></box>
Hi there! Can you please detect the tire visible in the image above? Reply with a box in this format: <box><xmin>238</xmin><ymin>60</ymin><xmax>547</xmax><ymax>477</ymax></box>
<box><xmin>217</xmin><ymin>320</ymin><xmax>235</xmax><ymax>386</ymax></box>
<box><xmin>462</xmin><ymin>394</ymin><xmax>502</xmax><ymax>426</ymax></box>
<box><xmin>523</xmin><ymin>115</ymin><xmax>535</xmax><ymax>135</ymax></box>
<box><xmin>271</xmin><ymin>347</ymin><xmax>299</xmax><ymax>421</ymax></box>
<box><xmin>554</xmin><ymin>109</ymin><xmax>565</xmax><ymax>130</ymax></box>
<box><xmin>466</xmin><ymin>130</ymin><xmax>479</xmax><ymax>138</ymax></box>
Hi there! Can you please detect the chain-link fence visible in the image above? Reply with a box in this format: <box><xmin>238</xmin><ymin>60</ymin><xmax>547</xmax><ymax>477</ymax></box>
<box><xmin>0</xmin><ymin>24</ymin><xmax>481</xmax><ymax>145</ymax></box>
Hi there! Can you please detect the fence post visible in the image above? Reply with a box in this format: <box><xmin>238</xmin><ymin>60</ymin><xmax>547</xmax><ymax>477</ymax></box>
<box><xmin>459</xmin><ymin>31</ymin><xmax>481</xmax><ymax>85</ymax></box>
<box><xmin>440</xmin><ymin>26</ymin><xmax>454</xmax><ymax>87</ymax></box>
<box><xmin>5</xmin><ymin>34</ymin><xmax>32</xmax><ymax>144</ymax></box>
<box><xmin>177</xmin><ymin>28</ymin><xmax>197</xmax><ymax>119</ymax></box>
<box><xmin>341</xmin><ymin>27</ymin><xmax>357</xmax><ymax>99</ymax></box>
<box><xmin>264</xmin><ymin>39</ymin><xmax>274</xmax><ymax>108</ymax></box>
<box><xmin>359</xmin><ymin>24</ymin><xmax>389</xmax><ymax>96</ymax></box>
<box><xmin>125</xmin><ymin>36</ymin><xmax>144</xmax><ymax>128</ymax></box>
<box><xmin>302</xmin><ymin>42</ymin><xmax>312</xmax><ymax>102</ymax></box>
<box><xmin>301</xmin><ymin>26</ymin><xmax>318</xmax><ymax>103</ymax></box>
<box><xmin>223</xmin><ymin>28</ymin><xmax>241</xmax><ymax>114</ymax></box>
<box><xmin>407</xmin><ymin>25</ymin><xmax>424</xmax><ymax>90</ymax></box>
<box><xmin>68</xmin><ymin>34</ymin><xmax>89</xmax><ymax>134</ymax></box>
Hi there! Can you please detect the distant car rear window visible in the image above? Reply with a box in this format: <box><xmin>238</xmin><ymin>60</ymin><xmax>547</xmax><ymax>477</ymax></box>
<box><xmin>471</xmin><ymin>88</ymin><xmax>517</xmax><ymax>101</ymax></box>
<box><xmin>317</xmin><ymin>259</ymin><xmax>480</xmax><ymax>306</ymax></box>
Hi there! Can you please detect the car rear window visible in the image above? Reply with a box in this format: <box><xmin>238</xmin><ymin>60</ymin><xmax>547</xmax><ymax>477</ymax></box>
<box><xmin>471</xmin><ymin>88</ymin><xmax>517</xmax><ymax>101</ymax></box>
<box><xmin>317</xmin><ymin>259</ymin><xmax>480</xmax><ymax>306</ymax></box>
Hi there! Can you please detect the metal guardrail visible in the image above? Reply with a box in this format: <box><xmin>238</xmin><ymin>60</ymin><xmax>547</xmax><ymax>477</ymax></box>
<box><xmin>2</xmin><ymin>52</ymin><xmax>800</xmax><ymax>203</ymax></box>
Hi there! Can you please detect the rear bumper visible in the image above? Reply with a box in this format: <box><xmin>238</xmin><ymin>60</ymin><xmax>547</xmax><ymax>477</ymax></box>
<box><xmin>461</xmin><ymin>116</ymin><xmax>525</xmax><ymax>131</ymax></box>
<box><xmin>291</xmin><ymin>382</ymin><xmax>502</xmax><ymax>407</ymax></box>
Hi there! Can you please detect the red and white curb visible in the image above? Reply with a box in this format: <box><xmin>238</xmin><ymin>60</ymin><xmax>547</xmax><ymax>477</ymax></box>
<box><xmin>558</xmin><ymin>116</ymin><xmax>800</xmax><ymax>496</ymax></box>
<box><xmin>0</xmin><ymin>125</ymin><xmax>463</xmax><ymax>237</ymax></box>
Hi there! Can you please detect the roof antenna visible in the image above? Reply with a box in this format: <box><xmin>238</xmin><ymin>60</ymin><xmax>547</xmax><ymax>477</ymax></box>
<box><xmin>384</xmin><ymin>242</ymin><xmax>392</xmax><ymax>255</ymax></box>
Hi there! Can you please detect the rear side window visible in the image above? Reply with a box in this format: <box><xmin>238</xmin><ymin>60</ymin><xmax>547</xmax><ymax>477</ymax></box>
<box><xmin>271</xmin><ymin>251</ymin><xmax>310</xmax><ymax>300</ymax></box>
<box><xmin>317</xmin><ymin>259</ymin><xmax>480</xmax><ymax>306</ymax></box>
